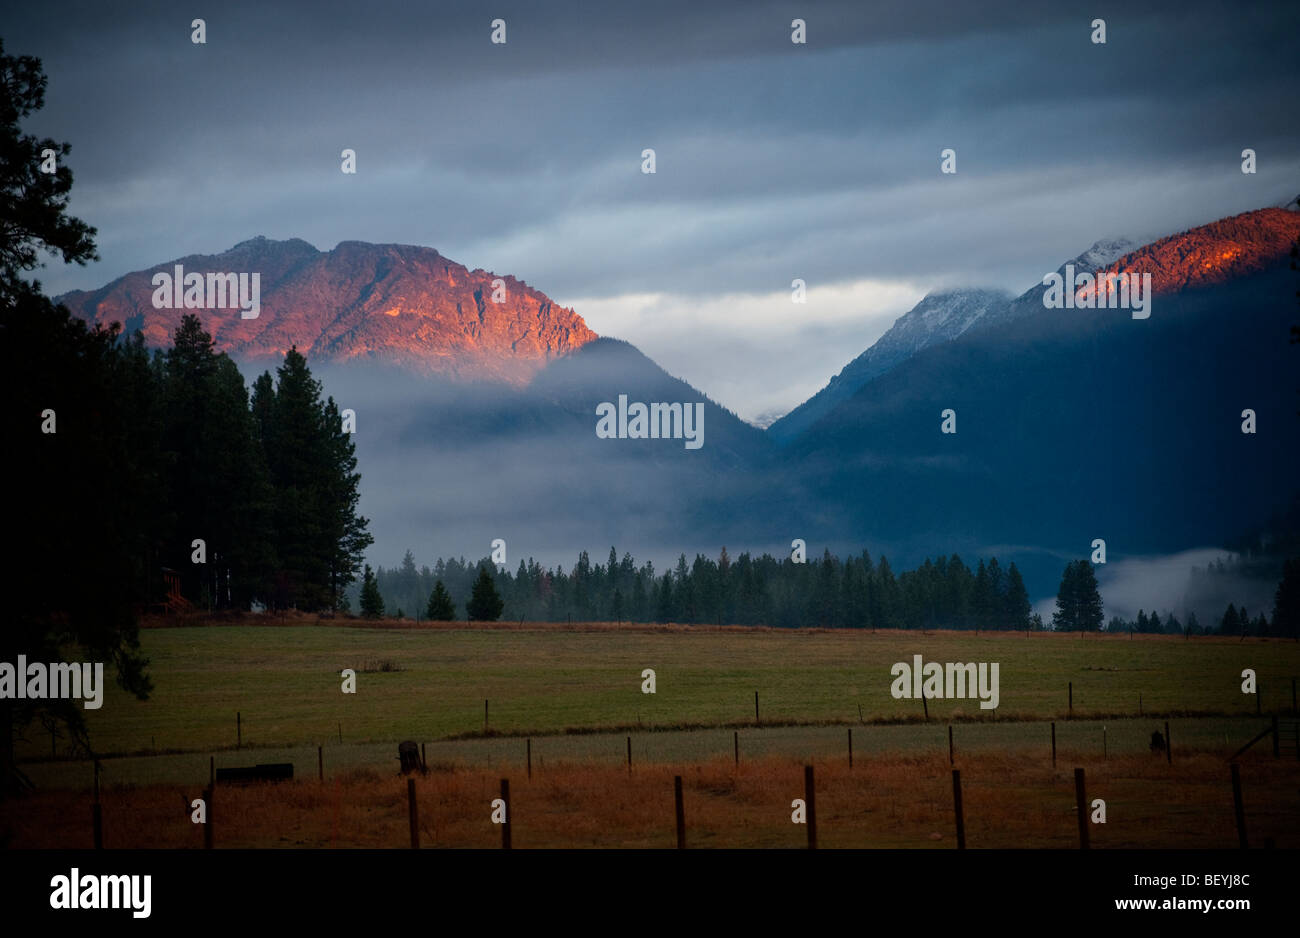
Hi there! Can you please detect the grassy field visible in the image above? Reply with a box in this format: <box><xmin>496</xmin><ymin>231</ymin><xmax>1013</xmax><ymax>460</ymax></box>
<box><xmin>16</xmin><ymin>620</ymin><xmax>1300</xmax><ymax>761</ymax></box>
<box><xmin>7</xmin><ymin>620</ymin><xmax>1299</xmax><ymax>848</ymax></box>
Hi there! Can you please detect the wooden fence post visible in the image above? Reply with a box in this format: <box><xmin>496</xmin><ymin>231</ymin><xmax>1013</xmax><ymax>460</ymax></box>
<box><xmin>922</xmin><ymin>693</ymin><xmax>929</xmax><ymax>721</ymax></box>
<box><xmin>626</xmin><ymin>736</ymin><xmax>632</xmax><ymax>774</ymax></box>
<box><xmin>1074</xmin><ymin>768</ymin><xmax>1089</xmax><ymax>849</ymax></box>
<box><xmin>92</xmin><ymin>759</ymin><xmax>102</xmax><ymax>850</ymax></box>
<box><xmin>805</xmin><ymin>765</ymin><xmax>817</xmax><ymax>850</ymax></box>
<box><xmin>500</xmin><ymin>778</ymin><xmax>511</xmax><ymax>849</ymax></box>
<box><xmin>407</xmin><ymin>778</ymin><xmax>419</xmax><ymax>849</ymax></box>
<box><xmin>484</xmin><ymin>699</ymin><xmax>489</xmax><ymax>731</ymax></box>
<box><xmin>951</xmin><ymin>769</ymin><xmax>965</xmax><ymax>849</ymax></box>
<box><xmin>754</xmin><ymin>691</ymin><xmax>760</xmax><ymax>725</ymax></box>
<box><xmin>202</xmin><ymin>785</ymin><xmax>213</xmax><ymax>850</ymax></box>
<box><xmin>733</xmin><ymin>730</ymin><xmax>739</xmax><ymax>767</ymax></box>
<box><xmin>1230</xmin><ymin>763</ymin><xmax>1248</xmax><ymax>849</ymax></box>
<box><xmin>674</xmin><ymin>775</ymin><xmax>686</xmax><ymax>849</ymax></box>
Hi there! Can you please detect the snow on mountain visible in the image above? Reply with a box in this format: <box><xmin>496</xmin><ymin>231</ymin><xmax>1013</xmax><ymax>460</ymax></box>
<box><xmin>766</xmin><ymin>288</ymin><xmax>1011</xmax><ymax>444</ymax></box>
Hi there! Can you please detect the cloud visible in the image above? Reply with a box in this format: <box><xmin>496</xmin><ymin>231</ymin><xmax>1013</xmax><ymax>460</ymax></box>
<box><xmin>567</xmin><ymin>279</ymin><xmax>925</xmax><ymax>421</ymax></box>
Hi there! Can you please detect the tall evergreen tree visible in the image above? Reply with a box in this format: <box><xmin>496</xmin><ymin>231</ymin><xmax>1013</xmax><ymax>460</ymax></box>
<box><xmin>425</xmin><ymin>580</ymin><xmax>456</xmax><ymax>621</ymax></box>
<box><xmin>467</xmin><ymin>566</ymin><xmax>504</xmax><ymax>621</ymax></box>
<box><xmin>359</xmin><ymin>564</ymin><xmax>385</xmax><ymax>619</ymax></box>
<box><xmin>1273</xmin><ymin>557</ymin><xmax>1300</xmax><ymax>639</ymax></box>
<box><xmin>257</xmin><ymin>348</ymin><xmax>371</xmax><ymax>610</ymax></box>
<box><xmin>1075</xmin><ymin>560</ymin><xmax>1104</xmax><ymax>631</ymax></box>
<box><xmin>655</xmin><ymin>573</ymin><xmax>674</xmax><ymax>623</ymax></box>
<box><xmin>973</xmin><ymin>559</ymin><xmax>992</xmax><ymax>631</ymax></box>
<box><xmin>1051</xmin><ymin>562</ymin><xmax>1078</xmax><ymax>631</ymax></box>
<box><xmin>1003</xmin><ymin>562</ymin><xmax>1031</xmax><ymax>631</ymax></box>
<box><xmin>162</xmin><ymin>315</ymin><xmax>273</xmax><ymax>609</ymax></box>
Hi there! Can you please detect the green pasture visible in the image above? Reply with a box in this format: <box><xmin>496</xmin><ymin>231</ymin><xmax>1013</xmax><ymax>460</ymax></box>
<box><xmin>15</xmin><ymin>625</ymin><xmax>1298</xmax><ymax>774</ymax></box>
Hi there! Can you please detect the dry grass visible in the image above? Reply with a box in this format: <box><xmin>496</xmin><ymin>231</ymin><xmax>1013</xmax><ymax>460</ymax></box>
<box><xmin>5</xmin><ymin>749</ymin><xmax>1296</xmax><ymax>850</ymax></box>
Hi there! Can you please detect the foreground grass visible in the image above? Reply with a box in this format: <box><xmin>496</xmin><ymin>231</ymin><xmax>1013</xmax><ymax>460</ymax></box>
<box><xmin>5</xmin><ymin>748</ymin><xmax>1295</xmax><ymax>849</ymax></box>
<box><xmin>18</xmin><ymin>622</ymin><xmax>1300</xmax><ymax>760</ymax></box>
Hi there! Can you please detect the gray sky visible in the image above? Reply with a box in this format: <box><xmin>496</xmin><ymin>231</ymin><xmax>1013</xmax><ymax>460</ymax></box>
<box><xmin>9</xmin><ymin>0</ymin><xmax>1299</xmax><ymax>421</ymax></box>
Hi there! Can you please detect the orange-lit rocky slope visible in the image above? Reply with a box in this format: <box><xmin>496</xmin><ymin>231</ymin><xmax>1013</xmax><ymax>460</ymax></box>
<box><xmin>1098</xmin><ymin>207</ymin><xmax>1300</xmax><ymax>296</ymax></box>
<box><xmin>56</xmin><ymin>237</ymin><xmax>598</xmax><ymax>384</ymax></box>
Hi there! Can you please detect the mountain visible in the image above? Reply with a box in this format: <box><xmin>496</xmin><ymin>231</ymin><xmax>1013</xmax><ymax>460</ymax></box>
<box><xmin>55</xmin><ymin>236</ymin><xmax>597</xmax><ymax>385</ymax></box>
<box><xmin>768</xmin><ymin>237</ymin><xmax>1138</xmax><ymax>445</ymax></box>
<box><xmin>51</xmin><ymin>207</ymin><xmax>1300</xmax><ymax>595</ymax></box>
<box><xmin>767</xmin><ymin>288</ymin><xmax>1011</xmax><ymax>444</ymax></box>
<box><xmin>959</xmin><ymin>237</ymin><xmax>1137</xmax><ymax>335</ymax></box>
<box><xmin>55</xmin><ymin>235</ymin><xmax>800</xmax><ymax>566</ymax></box>
<box><xmin>779</xmin><ymin>207</ymin><xmax>1300</xmax><ymax>591</ymax></box>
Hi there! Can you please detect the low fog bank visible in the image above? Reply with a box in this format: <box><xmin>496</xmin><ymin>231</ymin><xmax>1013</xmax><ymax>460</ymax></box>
<box><xmin>1031</xmin><ymin>548</ymin><xmax>1286</xmax><ymax>630</ymax></box>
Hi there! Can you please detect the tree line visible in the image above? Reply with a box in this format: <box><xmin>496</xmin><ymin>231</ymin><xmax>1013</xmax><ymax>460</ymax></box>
<box><xmin>357</xmin><ymin>548</ymin><xmax>1299</xmax><ymax>637</ymax></box>
<box><xmin>354</xmin><ymin>547</ymin><xmax>1040</xmax><ymax>630</ymax></box>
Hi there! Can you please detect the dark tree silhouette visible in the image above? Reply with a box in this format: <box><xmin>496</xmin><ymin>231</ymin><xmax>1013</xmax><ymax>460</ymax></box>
<box><xmin>1</xmin><ymin>40</ymin><xmax>147</xmax><ymax>793</ymax></box>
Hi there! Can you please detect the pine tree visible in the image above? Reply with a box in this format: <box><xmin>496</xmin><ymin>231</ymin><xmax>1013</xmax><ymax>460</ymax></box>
<box><xmin>1221</xmin><ymin>603</ymin><xmax>1240</xmax><ymax>635</ymax></box>
<box><xmin>467</xmin><ymin>566</ymin><xmax>504</xmax><ymax>622</ymax></box>
<box><xmin>359</xmin><ymin>564</ymin><xmax>385</xmax><ymax>619</ymax></box>
<box><xmin>425</xmin><ymin>580</ymin><xmax>456</xmax><ymax>621</ymax></box>
<box><xmin>1052</xmin><ymin>562</ymin><xmax>1079</xmax><ymax>631</ymax></box>
<box><xmin>1273</xmin><ymin>556</ymin><xmax>1300</xmax><ymax>639</ymax></box>
<box><xmin>1003</xmin><ymin>562</ymin><xmax>1031</xmax><ymax>631</ymax></box>
<box><xmin>985</xmin><ymin>557</ymin><xmax>1004</xmax><ymax>627</ymax></box>
<box><xmin>655</xmin><ymin>573</ymin><xmax>674</xmax><ymax>623</ymax></box>
<box><xmin>258</xmin><ymin>349</ymin><xmax>371</xmax><ymax>610</ymax></box>
<box><xmin>972</xmin><ymin>559</ymin><xmax>991</xmax><ymax>631</ymax></box>
<box><xmin>1075</xmin><ymin>561</ymin><xmax>1104</xmax><ymax>631</ymax></box>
